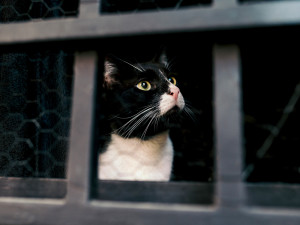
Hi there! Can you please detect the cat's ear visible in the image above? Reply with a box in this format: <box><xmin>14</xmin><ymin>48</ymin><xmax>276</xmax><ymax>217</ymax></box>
<box><xmin>103</xmin><ymin>56</ymin><xmax>121</xmax><ymax>89</ymax></box>
<box><xmin>153</xmin><ymin>48</ymin><xmax>168</xmax><ymax>66</ymax></box>
<box><xmin>159</xmin><ymin>51</ymin><xmax>168</xmax><ymax>66</ymax></box>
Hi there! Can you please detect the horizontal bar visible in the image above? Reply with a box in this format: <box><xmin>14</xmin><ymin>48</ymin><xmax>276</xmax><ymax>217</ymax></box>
<box><xmin>0</xmin><ymin>177</ymin><xmax>66</xmax><ymax>198</ymax></box>
<box><xmin>1</xmin><ymin>1</ymin><xmax>300</xmax><ymax>45</ymax></box>
<box><xmin>96</xmin><ymin>181</ymin><xmax>214</xmax><ymax>205</ymax></box>
<box><xmin>0</xmin><ymin>192</ymin><xmax>300</xmax><ymax>225</ymax></box>
<box><xmin>246</xmin><ymin>183</ymin><xmax>300</xmax><ymax>208</ymax></box>
<box><xmin>1</xmin><ymin>177</ymin><xmax>300</xmax><ymax>208</ymax></box>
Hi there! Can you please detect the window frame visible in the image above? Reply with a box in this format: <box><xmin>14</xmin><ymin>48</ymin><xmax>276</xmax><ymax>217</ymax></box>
<box><xmin>0</xmin><ymin>0</ymin><xmax>300</xmax><ymax>224</ymax></box>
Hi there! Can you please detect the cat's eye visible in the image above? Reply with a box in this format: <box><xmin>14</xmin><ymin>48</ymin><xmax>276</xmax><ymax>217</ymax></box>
<box><xmin>168</xmin><ymin>77</ymin><xmax>177</xmax><ymax>86</ymax></box>
<box><xmin>137</xmin><ymin>81</ymin><xmax>151</xmax><ymax>91</ymax></box>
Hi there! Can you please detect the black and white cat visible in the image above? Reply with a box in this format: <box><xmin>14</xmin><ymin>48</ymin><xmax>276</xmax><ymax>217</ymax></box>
<box><xmin>98</xmin><ymin>53</ymin><xmax>186</xmax><ymax>181</ymax></box>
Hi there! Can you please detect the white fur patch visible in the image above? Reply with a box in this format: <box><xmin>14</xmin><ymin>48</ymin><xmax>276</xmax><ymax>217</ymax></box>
<box><xmin>104</xmin><ymin>61</ymin><xmax>116</xmax><ymax>76</ymax></box>
<box><xmin>104</xmin><ymin>61</ymin><xmax>118</xmax><ymax>87</ymax></box>
<box><xmin>159</xmin><ymin>88</ymin><xmax>185</xmax><ymax>116</ymax></box>
<box><xmin>99</xmin><ymin>132</ymin><xmax>173</xmax><ymax>181</ymax></box>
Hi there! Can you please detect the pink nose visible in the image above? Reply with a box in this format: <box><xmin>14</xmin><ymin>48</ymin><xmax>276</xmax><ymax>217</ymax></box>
<box><xmin>168</xmin><ymin>85</ymin><xmax>180</xmax><ymax>100</ymax></box>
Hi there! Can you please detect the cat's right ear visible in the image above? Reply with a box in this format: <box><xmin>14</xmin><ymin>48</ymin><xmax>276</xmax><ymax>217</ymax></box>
<box><xmin>153</xmin><ymin>47</ymin><xmax>168</xmax><ymax>67</ymax></box>
<box><xmin>103</xmin><ymin>56</ymin><xmax>120</xmax><ymax>89</ymax></box>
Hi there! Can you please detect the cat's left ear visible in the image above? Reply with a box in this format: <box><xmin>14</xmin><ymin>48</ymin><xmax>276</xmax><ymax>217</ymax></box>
<box><xmin>103</xmin><ymin>56</ymin><xmax>121</xmax><ymax>89</ymax></box>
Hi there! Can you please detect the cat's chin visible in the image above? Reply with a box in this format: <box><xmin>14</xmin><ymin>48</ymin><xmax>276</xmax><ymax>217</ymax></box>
<box><xmin>164</xmin><ymin>106</ymin><xmax>182</xmax><ymax>117</ymax></box>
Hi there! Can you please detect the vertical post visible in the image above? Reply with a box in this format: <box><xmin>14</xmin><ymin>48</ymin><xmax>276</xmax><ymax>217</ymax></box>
<box><xmin>214</xmin><ymin>45</ymin><xmax>244</xmax><ymax>208</ymax></box>
<box><xmin>213</xmin><ymin>0</ymin><xmax>237</xmax><ymax>8</ymax></box>
<box><xmin>79</xmin><ymin>0</ymin><xmax>101</xmax><ymax>18</ymax></box>
<box><xmin>66</xmin><ymin>51</ymin><xmax>97</xmax><ymax>205</ymax></box>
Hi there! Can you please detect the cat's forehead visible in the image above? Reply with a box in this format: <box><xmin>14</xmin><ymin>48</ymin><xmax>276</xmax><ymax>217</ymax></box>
<box><xmin>138</xmin><ymin>62</ymin><xmax>169</xmax><ymax>77</ymax></box>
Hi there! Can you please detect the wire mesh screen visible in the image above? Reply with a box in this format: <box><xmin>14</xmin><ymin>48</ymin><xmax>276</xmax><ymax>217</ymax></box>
<box><xmin>0</xmin><ymin>50</ymin><xmax>74</xmax><ymax>178</ymax></box>
<box><xmin>0</xmin><ymin>0</ymin><xmax>79</xmax><ymax>23</ymax></box>
<box><xmin>95</xmin><ymin>36</ymin><xmax>214</xmax><ymax>183</ymax></box>
<box><xmin>242</xmin><ymin>41</ymin><xmax>300</xmax><ymax>183</ymax></box>
<box><xmin>100</xmin><ymin>0</ymin><xmax>211</xmax><ymax>14</ymax></box>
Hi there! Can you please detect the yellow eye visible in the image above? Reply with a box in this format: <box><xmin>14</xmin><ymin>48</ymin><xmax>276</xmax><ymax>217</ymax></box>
<box><xmin>168</xmin><ymin>77</ymin><xmax>177</xmax><ymax>86</ymax></box>
<box><xmin>137</xmin><ymin>81</ymin><xmax>151</xmax><ymax>91</ymax></box>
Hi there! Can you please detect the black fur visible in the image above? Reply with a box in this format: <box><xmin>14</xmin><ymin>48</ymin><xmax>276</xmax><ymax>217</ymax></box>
<box><xmin>101</xmin><ymin>55</ymin><xmax>182</xmax><ymax>140</ymax></box>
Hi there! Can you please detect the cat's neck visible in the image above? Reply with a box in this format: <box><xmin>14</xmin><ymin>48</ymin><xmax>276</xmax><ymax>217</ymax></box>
<box><xmin>111</xmin><ymin>131</ymin><xmax>170</xmax><ymax>152</ymax></box>
<box><xmin>99</xmin><ymin>131</ymin><xmax>174</xmax><ymax>181</ymax></box>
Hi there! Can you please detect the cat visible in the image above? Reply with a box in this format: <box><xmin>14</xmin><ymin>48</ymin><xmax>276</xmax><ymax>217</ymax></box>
<box><xmin>98</xmin><ymin>52</ymin><xmax>186</xmax><ymax>181</ymax></box>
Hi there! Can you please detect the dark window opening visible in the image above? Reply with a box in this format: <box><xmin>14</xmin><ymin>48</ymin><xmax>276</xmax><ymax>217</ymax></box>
<box><xmin>0</xmin><ymin>0</ymin><xmax>79</xmax><ymax>23</ymax></box>
<box><xmin>242</xmin><ymin>40</ymin><xmax>300</xmax><ymax>183</ymax></box>
<box><xmin>94</xmin><ymin>35</ymin><xmax>214</xmax><ymax>204</ymax></box>
<box><xmin>0</xmin><ymin>50</ymin><xmax>74</xmax><ymax>179</ymax></box>
<box><xmin>100</xmin><ymin>0</ymin><xmax>212</xmax><ymax>14</ymax></box>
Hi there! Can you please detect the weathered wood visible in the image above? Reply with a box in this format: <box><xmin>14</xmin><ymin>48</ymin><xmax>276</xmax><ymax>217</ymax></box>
<box><xmin>0</xmin><ymin>177</ymin><xmax>66</xmax><ymax>198</ymax></box>
<box><xmin>1</xmin><ymin>1</ymin><xmax>300</xmax><ymax>44</ymax></box>
<box><xmin>214</xmin><ymin>0</ymin><xmax>237</xmax><ymax>8</ymax></box>
<box><xmin>0</xmin><ymin>194</ymin><xmax>300</xmax><ymax>225</ymax></box>
<box><xmin>1</xmin><ymin>177</ymin><xmax>300</xmax><ymax>208</ymax></box>
<box><xmin>96</xmin><ymin>181</ymin><xmax>214</xmax><ymax>204</ymax></box>
<box><xmin>66</xmin><ymin>51</ymin><xmax>98</xmax><ymax>205</ymax></box>
<box><xmin>246</xmin><ymin>183</ymin><xmax>300</xmax><ymax>208</ymax></box>
<box><xmin>214</xmin><ymin>45</ymin><xmax>244</xmax><ymax>207</ymax></box>
<box><xmin>0</xmin><ymin>0</ymin><xmax>299</xmax><ymax>224</ymax></box>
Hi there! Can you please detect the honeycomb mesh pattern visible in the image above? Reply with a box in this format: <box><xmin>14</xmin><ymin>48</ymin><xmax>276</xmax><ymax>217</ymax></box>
<box><xmin>101</xmin><ymin>0</ymin><xmax>212</xmax><ymax>14</ymax></box>
<box><xmin>0</xmin><ymin>0</ymin><xmax>79</xmax><ymax>23</ymax></box>
<box><xmin>0</xmin><ymin>50</ymin><xmax>74</xmax><ymax>178</ymax></box>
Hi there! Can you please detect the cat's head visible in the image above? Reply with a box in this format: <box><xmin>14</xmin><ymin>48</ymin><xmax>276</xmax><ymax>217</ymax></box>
<box><xmin>102</xmin><ymin>52</ymin><xmax>185</xmax><ymax>139</ymax></box>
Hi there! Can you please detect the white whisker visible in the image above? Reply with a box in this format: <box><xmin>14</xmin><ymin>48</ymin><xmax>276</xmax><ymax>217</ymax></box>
<box><xmin>123</xmin><ymin>111</ymin><xmax>154</xmax><ymax>138</ymax></box>
<box><xmin>113</xmin><ymin>102</ymin><xmax>160</xmax><ymax>139</ymax></box>
<box><xmin>118</xmin><ymin>58</ymin><xmax>143</xmax><ymax>72</ymax></box>
<box><xmin>113</xmin><ymin>105</ymin><xmax>154</xmax><ymax>120</ymax></box>
<box><xmin>141</xmin><ymin>111</ymin><xmax>159</xmax><ymax>140</ymax></box>
<box><xmin>183</xmin><ymin>106</ymin><xmax>198</xmax><ymax>123</ymax></box>
<box><xmin>132</xmin><ymin>58</ymin><xmax>146</xmax><ymax>72</ymax></box>
<box><xmin>115</xmin><ymin>105</ymin><xmax>155</xmax><ymax>129</ymax></box>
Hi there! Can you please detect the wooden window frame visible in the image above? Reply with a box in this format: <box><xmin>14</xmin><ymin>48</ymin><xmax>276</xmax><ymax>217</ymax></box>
<box><xmin>0</xmin><ymin>0</ymin><xmax>300</xmax><ymax>224</ymax></box>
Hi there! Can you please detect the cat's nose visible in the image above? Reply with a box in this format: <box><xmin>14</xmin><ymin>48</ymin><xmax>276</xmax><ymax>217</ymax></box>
<box><xmin>168</xmin><ymin>85</ymin><xmax>180</xmax><ymax>100</ymax></box>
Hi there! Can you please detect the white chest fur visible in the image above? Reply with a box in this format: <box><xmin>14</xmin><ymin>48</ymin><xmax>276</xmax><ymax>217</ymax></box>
<box><xmin>98</xmin><ymin>132</ymin><xmax>174</xmax><ymax>181</ymax></box>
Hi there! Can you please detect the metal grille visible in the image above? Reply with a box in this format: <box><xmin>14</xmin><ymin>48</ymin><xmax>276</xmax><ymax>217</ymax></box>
<box><xmin>242</xmin><ymin>41</ymin><xmax>300</xmax><ymax>183</ymax></box>
<box><xmin>0</xmin><ymin>0</ymin><xmax>79</xmax><ymax>23</ymax></box>
<box><xmin>0</xmin><ymin>50</ymin><xmax>74</xmax><ymax>178</ymax></box>
<box><xmin>100</xmin><ymin>0</ymin><xmax>211</xmax><ymax>14</ymax></box>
